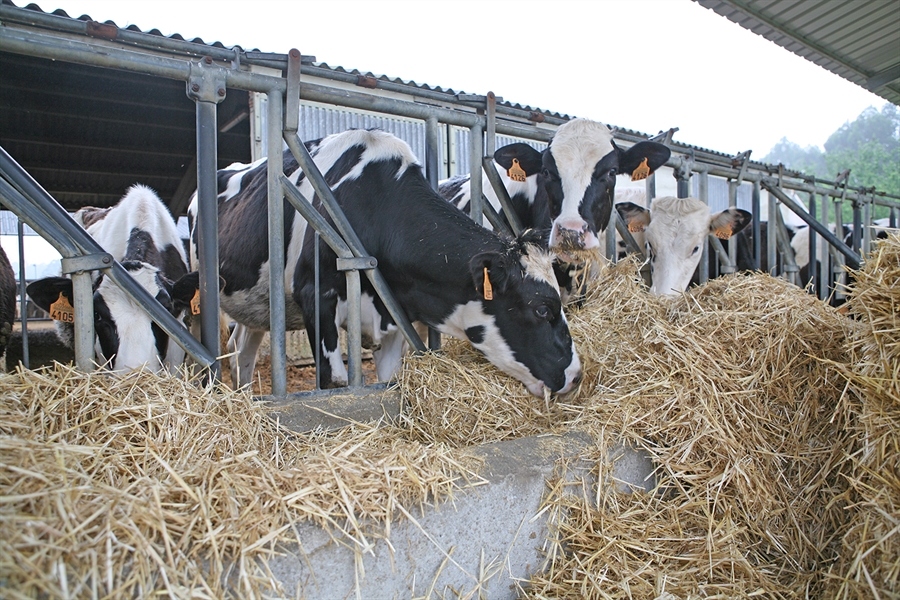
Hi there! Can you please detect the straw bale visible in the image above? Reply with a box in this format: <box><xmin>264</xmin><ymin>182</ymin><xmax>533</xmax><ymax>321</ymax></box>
<box><xmin>0</xmin><ymin>364</ymin><xmax>482</xmax><ymax>598</ymax></box>
<box><xmin>826</xmin><ymin>232</ymin><xmax>900</xmax><ymax>599</ymax></box>
<box><xmin>399</xmin><ymin>255</ymin><xmax>858</xmax><ymax>597</ymax></box>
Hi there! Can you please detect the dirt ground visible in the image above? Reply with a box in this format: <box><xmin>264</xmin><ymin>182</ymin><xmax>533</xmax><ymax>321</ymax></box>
<box><xmin>233</xmin><ymin>356</ymin><xmax>380</xmax><ymax>396</ymax></box>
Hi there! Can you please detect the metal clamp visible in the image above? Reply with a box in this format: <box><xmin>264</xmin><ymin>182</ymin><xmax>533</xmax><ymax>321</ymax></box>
<box><xmin>186</xmin><ymin>56</ymin><xmax>227</xmax><ymax>104</ymax></box>
<box><xmin>336</xmin><ymin>256</ymin><xmax>377</xmax><ymax>271</ymax></box>
<box><xmin>61</xmin><ymin>252</ymin><xmax>113</xmax><ymax>275</ymax></box>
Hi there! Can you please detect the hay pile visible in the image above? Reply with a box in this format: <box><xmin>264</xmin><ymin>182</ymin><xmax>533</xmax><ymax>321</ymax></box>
<box><xmin>400</xmin><ymin>256</ymin><xmax>860</xmax><ymax>597</ymax></box>
<box><xmin>0</xmin><ymin>366</ymin><xmax>482</xmax><ymax>598</ymax></box>
<box><xmin>827</xmin><ymin>231</ymin><xmax>900</xmax><ymax>599</ymax></box>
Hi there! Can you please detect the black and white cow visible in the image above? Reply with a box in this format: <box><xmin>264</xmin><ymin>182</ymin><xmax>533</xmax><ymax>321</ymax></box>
<box><xmin>0</xmin><ymin>245</ymin><xmax>16</xmax><ymax>359</ymax></box>
<box><xmin>615</xmin><ymin>196</ymin><xmax>751</xmax><ymax>295</ymax></box>
<box><xmin>440</xmin><ymin>142</ymin><xmax>547</xmax><ymax>233</ymax></box>
<box><xmin>26</xmin><ymin>185</ymin><xmax>190</xmax><ymax>371</ymax></box>
<box><xmin>439</xmin><ymin>119</ymin><xmax>670</xmax><ymax>261</ymax></box>
<box><xmin>187</xmin><ymin>128</ymin><xmax>581</xmax><ymax>397</ymax></box>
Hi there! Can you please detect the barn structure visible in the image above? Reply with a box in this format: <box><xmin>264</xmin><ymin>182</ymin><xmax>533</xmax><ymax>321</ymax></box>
<box><xmin>1</xmin><ymin>1</ymin><xmax>899</xmax><ymax>596</ymax></box>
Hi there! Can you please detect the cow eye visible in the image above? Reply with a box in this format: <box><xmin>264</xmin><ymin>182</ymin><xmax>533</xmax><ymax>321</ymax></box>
<box><xmin>691</xmin><ymin>245</ymin><xmax>700</xmax><ymax>255</ymax></box>
<box><xmin>608</xmin><ymin>168</ymin><xmax>617</xmax><ymax>177</ymax></box>
<box><xmin>534</xmin><ymin>305</ymin><xmax>551</xmax><ymax>320</ymax></box>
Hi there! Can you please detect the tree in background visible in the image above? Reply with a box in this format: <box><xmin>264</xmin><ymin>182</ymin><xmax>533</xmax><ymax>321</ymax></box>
<box><xmin>763</xmin><ymin>103</ymin><xmax>899</xmax><ymax>220</ymax></box>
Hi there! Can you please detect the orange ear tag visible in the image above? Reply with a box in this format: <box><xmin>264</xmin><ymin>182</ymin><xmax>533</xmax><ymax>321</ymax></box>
<box><xmin>190</xmin><ymin>289</ymin><xmax>201</xmax><ymax>315</ymax></box>
<box><xmin>483</xmin><ymin>267</ymin><xmax>494</xmax><ymax>300</ymax></box>
<box><xmin>507</xmin><ymin>158</ymin><xmax>527</xmax><ymax>182</ymax></box>
<box><xmin>714</xmin><ymin>228</ymin><xmax>733</xmax><ymax>240</ymax></box>
<box><xmin>631</xmin><ymin>157</ymin><xmax>651</xmax><ymax>181</ymax></box>
<box><xmin>628</xmin><ymin>222</ymin><xmax>645</xmax><ymax>233</ymax></box>
<box><xmin>49</xmin><ymin>292</ymin><xmax>75</xmax><ymax>323</ymax></box>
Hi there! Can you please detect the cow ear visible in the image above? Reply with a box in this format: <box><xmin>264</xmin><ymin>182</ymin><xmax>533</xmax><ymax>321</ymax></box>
<box><xmin>493</xmin><ymin>143</ymin><xmax>544</xmax><ymax>176</ymax></box>
<box><xmin>26</xmin><ymin>277</ymin><xmax>73</xmax><ymax>313</ymax></box>
<box><xmin>170</xmin><ymin>271</ymin><xmax>200</xmax><ymax>314</ymax></box>
<box><xmin>470</xmin><ymin>251</ymin><xmax>511</xmax><ymax>299</ymax></box>
<box><xmin>618</xmin><ymin>142</ymin><xmax>671</xmax><ymax>180</ymax></box>
<box><xmin>616</xmin><ymin>202</ymin><xmax>651</xmax><ymax>233</ymax></box>
<box><xmin>709</xmin><ymin>208</ymin><xmax>752</xmax><ymax>240</ymax></box>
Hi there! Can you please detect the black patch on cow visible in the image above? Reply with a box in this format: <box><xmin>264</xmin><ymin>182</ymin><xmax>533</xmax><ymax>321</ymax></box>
<box><xmin>539</xmin><ymin>151</ymin><xmax>563</xmax><ymax>217</ymax></box>
<box><xmin>215</xmin><ymin>148</ymin><xmax>314</xmax><ymax>294</ymax></box>
<box><xmin>160</xmin><ymin>244</ymin><xmax>188</xmax><ymax>282</ymax></box>
<box><xmin>493</xmin><ymin>143</ymin><xmax>543</xmax><ymax>176</ymax></box>
<box><xmin>578</xmin><ymin>150</ymin><xmax>619</xmax><ymax>234</ymax></box>
<box><xmin>323</xmin><ymin>144</ymin><xmax>365</xmax><ymax>186</ymax></box>
<box><xmin>465</xmin><ymin>325</ymin><xmax>485</xmax><ymax>344</ymax></box>
<box><xmin>93</xmin><ymin>293</ymin><xmax>119</xmax><ymax>366</ymax></box>
<box><xmin>124</xmin><ymin>228</ymin><xmax>161</xmax><ymax>266</ymax></box>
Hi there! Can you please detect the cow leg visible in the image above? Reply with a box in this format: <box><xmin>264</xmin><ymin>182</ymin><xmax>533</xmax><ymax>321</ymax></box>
<box><xmin>227</xmin><ymin>324</ymin><xmax>265</xmax><ymax>389</ymax></box>
<box><xmin>372</xmin><ymin>330</ymin><xmax>408</xmax><ymax>382</ymax></box>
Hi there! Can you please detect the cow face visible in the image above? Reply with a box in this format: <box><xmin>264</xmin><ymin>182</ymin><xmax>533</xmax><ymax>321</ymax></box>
<box><xmin>455</xmin><ymin>236</ymin><xmax>581</xmax><ymax>397</ymax></box>
<box><xmin>541</xmin><ymin>119</ymin><xmax>670</xmax><ymax>260</ymax></box>
<box><xmin>26</xmin><ymin>261</ymin><xmax>183</xmax><ymax>372</ymax></box>
<box><xmin>617</xmin><ymin>197</ymin><xmax>751</xmax><ymax>296</ymax></box>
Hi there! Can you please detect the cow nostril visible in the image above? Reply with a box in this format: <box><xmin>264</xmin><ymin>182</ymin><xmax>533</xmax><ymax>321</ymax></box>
<box><xmin>573</xmin><ymin>372</ymin><xmax>582</xmax><ymax>386</ymax></box>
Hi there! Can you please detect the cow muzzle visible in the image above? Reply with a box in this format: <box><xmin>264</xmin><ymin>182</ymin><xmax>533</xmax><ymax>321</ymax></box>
<box><xmin>550</xmin><ymin>219</ymin><xmax>599</xmax><ymax>262</ymax></box>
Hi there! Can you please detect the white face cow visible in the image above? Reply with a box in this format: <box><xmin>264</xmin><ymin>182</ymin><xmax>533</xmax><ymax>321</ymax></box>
<box><xmin>540</xmin><ymin>119</ymin><xmax>671</xmax><ymax>260</ymax></box>
<box><xmin>27</xmin><ymin>185</ymin><xmax>190</xmax><ymax>372</ymax></box>
<box><xmin>616</xmin><ymin>196</ymin><xmax>751</xmax><ymax>296</ymax></box>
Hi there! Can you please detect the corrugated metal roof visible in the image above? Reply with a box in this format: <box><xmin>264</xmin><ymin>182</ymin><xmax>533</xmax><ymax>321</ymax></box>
<box><xmin>694</xmin><ymin>0</ymin><xmax>900</xmax><ymax>106</ymax></box>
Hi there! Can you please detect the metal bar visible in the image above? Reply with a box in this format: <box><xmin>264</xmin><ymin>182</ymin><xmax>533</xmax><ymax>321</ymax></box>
<box><xmin>722</xmin><ymin>180</ymin><xmax>737</xmax><ymax>274</ymax></box>
<box><xmin>767</xmin><ymin>188</ymin><xmax>778</xmax><ymax>276</ymax></box>
<box><xmin>195</xmin><ymin>97</ymin><xmax>222</xmax><ymax>381</ymax></box>
<box><xmin>424</xmin><ymin>116</ymin><xmax>443</xmax><ymax>350</ymax></box>
<box><xmin>819</xmin><ymin>191</ymin><xmax>830</xmax><ymax>301</ymax></box>
<box><xmin>16</xmin><ymin>220</ymin><xmax>28</xmax><ymax>369</ymax></box>
<box><xmin>283</xmin><ymin>134</ymin><xmax>426</xmax><ymax>353</ymax></box>
<box><xmin>852</xmin><ymin>200</ymin><xmax>862</xmax><ymax>253</ymax></box>
<box><xmin>698</xmin><ymin>170</ymin><xmax>710</xmax><ymax>283</ymax></box>
<box><xmin>751</xmin><ymin>180</ymin><xmax>761</xmax><ymax>271</ymax></box>
<box><xmin>314</xmin><ymin>232</ymin><xmax>320</xmax><ymax>390</ymax></box>
<box><xmin>267</xmin><ymin>90</ymin><xmax>287</xmax><ymax>398</ymax></box>
<box><xmin>485</xmin><ymin>92</ymin><xmax>496</xmax><ymax>157</ymax></box>
<box><xmin>482</xmin><ymin>156</ymin><xmax>523</xmax><ymax>236</ymax></box>
<box><xmin>763</xmin><ymin>180</ymin><xmax>860</xmax><ymax>268</ymax></box>
<box><xmin>70</xmin><ymin>270</ymin><xmax>94</xmax><ymax>370</ymax></box>
<box><xmin>807</xmin><ymin>191</ymin><xmax>817</xmax><ymax>293</ymax></box>
<box><xmin>469</xmin><ymin>123</ymin><xmax>484</xmax><ymax>226</ymax></box>
<box><xmin>345</xmin><ymin>269</ymin><xmax>363</xmax><ymax>387</ymax></box>
<box><xmin>773</xmin><ymin>205</ymin><xmax>798</xmax><ymax>285</ymax></box>
<box><xmin>862</xmin><ymin>198</ymin><xmax>871</xmax><ymax>254</ymax></box>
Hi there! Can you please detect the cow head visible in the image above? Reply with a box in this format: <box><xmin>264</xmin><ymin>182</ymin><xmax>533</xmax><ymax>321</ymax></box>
<box><xmin>452</xmin><ymin>231</ymin><xmax>581</xmax><ymax>397</ymax></box>
<box><xmin>617</xmin><ymin>197</ymin><xmax>751</xmax><ymax>296</ymax></box>
<box><xmin>26</xmin><ymin>261</ymin><xmax>187</xmax><ymax>372</ymax></box>
<box><xmin>541</xmin><ymin>119</ymin><xmax>670</xmax><ymax>260</ymax></box>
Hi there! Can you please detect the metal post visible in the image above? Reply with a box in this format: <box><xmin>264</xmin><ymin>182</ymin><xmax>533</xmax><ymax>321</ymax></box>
<box><xmin>698</xmin><ymin>170</ymin><xmax>710</xmax><ymax>284</ymax></box>
<box><xmin>485</xmin><ymin>92</ymin><xmax>496</xmax><ymax>157</ymax></box>
<box><xmin>767</xmin><ymin>190</ymin><xmax>778</xmax><ymax>276</ymax></box>
<box><xmin>70</xmin><ymin>270</ymin><xmax>94</xmax><ymax>370</ymax></box>
<box><xmin>187</xmin><ymin>56</ymin><xmax>225</xmax><ymax>382</ymax></box>
<box><xmin>469</xmin><ymin>123</ymin><xmax>484</xmax><ymax>226</ymax></box>
<box><xmin>344</xmin><ymin>267</ymin><xmax>363</xmax><ymax>388</ymax></box>
<box><xmin>722</xmin><ymin>180</ymin><xmax>737</xmax><ymax>274</ymax></box>
<box><xmin>807</xmin><ymin>191</ymin><xmax>817</xmax><ymax>293</ymax></box>
<box><xmin>818</xmin><ymin>192</ymin><xmax>830</xmax><ymax>301</ymax></box>
<box><xmin>862</xmin><ymin>197</ymin><xmax>872</xmax><ymax>254</ymax></box>
<box><xmin>267</xmin><ymin>89</ymin><xmax>287</xmax><ymax>398</ymax></box>
<box><xmin>605</xmin><ymin>210</ymin><xmax>618</xmax><ymax>261</ymax></box>
<box><xmin>194</xmin><ymin>98</ymin><xmax>222</xmax><ymax>381</ymax></box>
<box><xmin>751</xmin><ymin>180</ymin><xmax>761</xmax><ymax>271</ymax></box>
<box><xmin>16</xmin><ymin>220</ymin><xmax>28</xmax><ymax>368</ymax></box>
<box><xmin>852</xmin><ymin>199</ymin><xmax>862</xmax><ymax>253</ymax></box>
<box><xmin>425</xmin><ymin>116</ymin><xmax>442</xmax><ymax>351</ymax></box>
<box><xmin>833</xmin><ymin>197</ymin><xmax>845</xmax><ymax>301</ymax></box>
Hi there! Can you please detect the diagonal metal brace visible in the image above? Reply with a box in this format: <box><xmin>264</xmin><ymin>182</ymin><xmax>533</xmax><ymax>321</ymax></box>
<box><xmin>61</xmin><ymin>252</ymin><xmax>113</xmax><ymax>275</ymax></box>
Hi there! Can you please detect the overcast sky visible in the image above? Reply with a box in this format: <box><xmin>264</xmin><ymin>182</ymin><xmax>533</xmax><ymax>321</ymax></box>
<box><xmin>40</xmin><ymin>0</ymin><xmax>887</xmax><ymax>155</ymax></box>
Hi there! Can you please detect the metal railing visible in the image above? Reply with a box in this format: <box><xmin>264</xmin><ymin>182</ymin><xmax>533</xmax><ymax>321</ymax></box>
<box><xmin>2</xmin><ymin>6</ymin><xmax>898</xmax><ymax>395</ymax></box>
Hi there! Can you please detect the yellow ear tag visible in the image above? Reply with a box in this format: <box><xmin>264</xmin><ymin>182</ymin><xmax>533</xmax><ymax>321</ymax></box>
<box><xmin>507</xmin><ymin>158</ymin><xmax>527</xmax><ymax>183</ymax></box>
<box><xmin>50</xmin><ymin>292</ymin><xmax>75</xmax><ymax>323</ymax></box>
<box><xmin>714</xmin><ymin>228</ymin><xmax>733</xmax><ymax>240</ymax></box>
<box><xmin>190</xmin><ymin>289</ymin><xmax>201</xmax><ymax>315</ymax></box>
<box><xmin>628</xmin><ymin>222</ymin><xmax>645</xmax><ymax>233</ymax></box>
<box><xmin>483</xmin><ymin>267</ymin><xmax>493</xmax><ymax>300</ymax></box>
<box><xmin>631</xmin><ymin>157</ymin><xmax>651</xmax><ymax>181</ymax></box>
